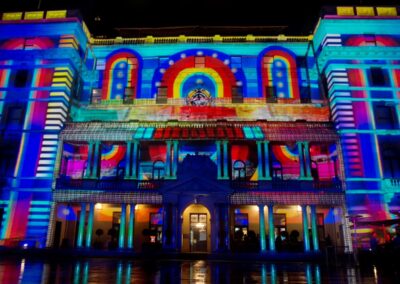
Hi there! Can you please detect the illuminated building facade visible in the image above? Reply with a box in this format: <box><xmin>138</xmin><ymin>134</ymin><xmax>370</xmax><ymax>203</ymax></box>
<box><xmin>0</xmin><ymin>6</ymin><xmax>399</xmax><ymax>253</ymax></box>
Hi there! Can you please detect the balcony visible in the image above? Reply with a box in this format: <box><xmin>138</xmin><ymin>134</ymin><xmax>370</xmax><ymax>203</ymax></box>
<box><xmin>231</xmin><ymin>179</ymin><xmax>343</xmax><ymax>192</ymax></box>
<box><xmin>55</xmin><ymin>177</ymin><xmax>163</xmax><ymax>191</ymax></box>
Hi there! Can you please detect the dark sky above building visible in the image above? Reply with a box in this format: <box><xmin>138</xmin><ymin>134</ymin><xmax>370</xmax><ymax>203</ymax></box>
<box><xmin>0</xmin><ymin>0</ymin><xmax>399</xmax><ymax>36</ymax></box>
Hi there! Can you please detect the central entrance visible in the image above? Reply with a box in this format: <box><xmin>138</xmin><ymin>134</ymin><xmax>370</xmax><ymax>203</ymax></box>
<box><xmin>182</xmin><ymin>204</ymin><xmax>211</xmax><ymax>252</ymax></box>
<box><xmin>190</xmin><ymin>213</ymin><xmax>207</xmax><ymax>252</ymax></box>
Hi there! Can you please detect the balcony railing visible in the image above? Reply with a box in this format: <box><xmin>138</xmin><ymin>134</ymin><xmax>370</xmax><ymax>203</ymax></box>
<box><xmin>382</xmin><ymin>178</ymin><xmax>400</xmax><ymax>188</ymax></box>
<box><xmin>55</xmin><ymin>178</ymin><xmax>163</xmax><ymax>191</ymax></box>
<box><xmin>232</xmin><ymin>179</ymin><xmax>343</xmax><ymax>192</ymax></box>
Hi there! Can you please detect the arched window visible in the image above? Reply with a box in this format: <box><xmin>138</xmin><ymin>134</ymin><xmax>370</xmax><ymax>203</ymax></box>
<box><xmin>153</xmin><ymin>160</ymin><xmax>165</xmax><ymax>180</ymax></box>
<box><xmin>101</xmin><ymin>50</ymin><xmax>140</xmax><ymax>103</ymax></box>
<box><xmin>259</xmin><ymin>48</ymin><xmax>300</xmax><ymax>102</ymax></box>
<box><xmin>233</xmin><ymin>160</ymin><xmax>246</xmax><ymax>180</ymax></box>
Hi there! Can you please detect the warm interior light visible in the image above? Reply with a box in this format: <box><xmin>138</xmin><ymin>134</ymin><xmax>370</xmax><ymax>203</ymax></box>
<box><xmin>95</xmin><ymin>203</ymin><xmax>103</xmax><ymax>210</ymax></box>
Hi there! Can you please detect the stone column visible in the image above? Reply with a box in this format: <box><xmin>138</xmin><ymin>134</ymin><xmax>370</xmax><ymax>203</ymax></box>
<box><xmin>310</xmin><ymin>205</ymin><xmax>319</xmax><ymax>252</ymax></box>
<box><xmin>77</xmin><ymin>203</ymin><xmax>87</xmax><ymax>248</ymax></box>
<box><xmin>162</xmin><ymin>203</ymin><xmax>171</xmax><ymax>249</ymax></box>
<box><xmin>172</xmin><ymin>140</ymin><xmax>179</xmax><ymax>178</ymax></box>
<box><xmin>45</xmin><ymin>201</ymin><xmax>57</xmax><ymax>247</ymax></box>
<box><xmin>171</xmin><ymin>205</ymin><xmax>178</xmax><ymax>250</ymax></box>
<box><xmin>216</xmin><ymin>141</ymin><xmax>222</xmax><ymax>179</ymax></box>
<box><xmin>127</xmin><ymin>203</ymin><xmax>136</xmax><ymax>249</ymax></box>
<box><xmin>124</xmin><ymin>141</ymin><xmax>132</xmax><ymax>178</ymax></box>
<box><xmin>263</xmin><ymin>141</ymin><xmax>271</xmax><ymax>180</ymax></box>
<box><xmin>165</xmin><ymin>141</ymin><xmax>172</xmax><ymax>178</ymax></box>
<box><xmin>303</xmin><ymin>141</ymin><xmax>312</xmax><ymax>179</ymax></box>
<box><xmin>222</xmin><ymin>141</ymin><xmax>229</xmax><ymax>179</ymax></box>
<box><xmin>85</xmin><ymin>203</ymin><xmax>94</xmax><ymax>248</ymax></box>
<box><xmin>85</xmin><ymin>142</ymin><xmax>94</xmax><ymax>178</ymax></box>
<box><xmin>302</xmin><ymin>205</ymin><xmax>310</xmax><ymax>252</ymax></box>
<box><xmin>268</xmin><ymin>204</ymin><xmax>275</xmax><ymax>252</ymax></box>
<box><xmin>91</xmin><ymin>141</ymin><xmax>101</xmax><ymax>178</ymax></box>
<box><xmin>297</xmin><ymin>141</ymin><xmax>306</xmax><ymax>179</ymax></box>
<box><xmin>258</xmin><ymin>205</ymin><xmax>267</xmax><ymax>253</ymax></box>
<box><xmin>257</xmin><ymin>141</ymin><xmax>265</xmax><ymax>180</ymax></box>
<box><xmin>176</xmin><ymin>206</ymin><xmax>183</xmax><ymax>251</ymax></box>
<box><xmin>119</xmin><ymin>204</ymin><xmax>127</xmax><ymax>249</ymax></box>
<box><xmin>131</xmin><ymin>140</ymin><xmax>139</xmax><ymax>179</ymax></box>
<box><xmin>224</xmin><ymin>205</ymin><xmax>230</xmax><ymax>250</ymax></box>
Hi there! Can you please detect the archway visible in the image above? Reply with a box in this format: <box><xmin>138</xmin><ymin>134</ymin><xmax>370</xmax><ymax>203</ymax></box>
<box><xmin>182</xmin><ymin>204</ymin><xmax>211</xmax><ymax>253</ymax></box>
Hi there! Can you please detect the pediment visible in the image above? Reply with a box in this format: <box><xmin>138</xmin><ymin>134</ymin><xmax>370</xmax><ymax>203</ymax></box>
<box><xmin>162</xmin><ymin>176</ymin><xmax>229</xmax><ymax>194</ymax></box>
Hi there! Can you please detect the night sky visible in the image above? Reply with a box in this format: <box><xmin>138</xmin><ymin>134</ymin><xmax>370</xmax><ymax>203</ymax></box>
<box><xmin>0</xmin><ymin>0</ymin><xmax>399</xmax><ymax>36</ymax></box>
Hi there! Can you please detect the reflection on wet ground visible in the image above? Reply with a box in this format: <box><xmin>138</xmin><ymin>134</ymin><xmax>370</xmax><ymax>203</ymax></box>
<box><xmin>0</xmin><ymin>257</ymin><xmax>399</xmax><ymax>283</ymax></box>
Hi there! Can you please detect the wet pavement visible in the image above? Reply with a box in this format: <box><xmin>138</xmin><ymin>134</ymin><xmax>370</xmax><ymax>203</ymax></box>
<box><xmin>0</xmin><ymin>257</ymin><xmax>399</xmax><ymax>283</ymax></box>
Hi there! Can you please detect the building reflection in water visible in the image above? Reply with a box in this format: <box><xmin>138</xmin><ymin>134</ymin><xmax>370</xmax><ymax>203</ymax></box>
<box><xmin>0</xmin><ymin>258</ymin><xmax>392</xmax><ymax>283</ymax></box>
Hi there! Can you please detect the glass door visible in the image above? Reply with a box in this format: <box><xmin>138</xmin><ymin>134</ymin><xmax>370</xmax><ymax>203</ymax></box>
<box><xmin>190</xmin><ymin>213</ymin><xmax>207</xmax><ymax>252</ymax></box>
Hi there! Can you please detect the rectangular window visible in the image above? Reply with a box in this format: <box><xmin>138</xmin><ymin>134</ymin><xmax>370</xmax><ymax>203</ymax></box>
<box><xmin>379</xmin><ymin>140</ymin><xmax>400</xmax><ymax>178</ymax></box>
<box><xmin>266</xmin><ymin>86</ymin><xmax>277</xmax><ymax>103</ymax></box>
<box><xmin>370</xmin><ymin>67</ymin><xmax>388</xmax><ymax>87</ymax></box>
<box><xmin>317</xmin><ymin>213</ymin><xmax>325</xmax><ymax>241</ymax></box>
<box><xmin>4</xmin><ymin>105</ymin><xmax>25</xmax><ymax>130</ymax></box>
<box><xmin>124</xmin><ymin>87</ymin><xmax>135</xmax><ymax>104</ymax></box>
<box><xmin>91</xmin><ymin>88</ymin><xmax>102</xmax><ymax>104</ymax></box>
<box><xmin>14</xmin><ymin>69</ymin><xmax>30</xmax><ymax>87</ymax></box>
<box><xmin>156</xmin><ymin>87</ymin><xmax>168</xmax><ymax>104</ymax></box>
<box><xmin>273</xmin><ymin>213</ymin><xmax>286</xmax><ymax>235</ymax></box>
<box><xmin>234</xmin><ymin>213</ymin><xmax>248</xmax><ymax>240</ymax></box>
<box><xmin>231</xmin><ymin>87</ymin><xmax>243</xmax><ymax>103</ymax></box>
<box><xmin>373</xmin><ymin>103</ymin><xmax>398</xmax><ymax>129</ymax></box>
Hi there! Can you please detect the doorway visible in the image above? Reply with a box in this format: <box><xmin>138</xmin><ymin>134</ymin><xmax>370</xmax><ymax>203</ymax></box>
<box><xmin>190</xmin><ymin>213</ymin><xmax>207</xmax><ymax>252</ymax></box>
<box><xmin>182</xmin><ymin>204</ymin><xmax>211</xmax><ymax>252</ymax></box>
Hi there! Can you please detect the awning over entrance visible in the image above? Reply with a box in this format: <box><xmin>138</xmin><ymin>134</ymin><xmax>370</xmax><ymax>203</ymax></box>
<box><xmin>230</xmin><ymin>191</ymin><xmax>345</xmax><ymax>206</ymax></box>
<box><xmin>61</xmin><ymin>121</ymin><xmax>338</xmax><ymax>142</ymax></box>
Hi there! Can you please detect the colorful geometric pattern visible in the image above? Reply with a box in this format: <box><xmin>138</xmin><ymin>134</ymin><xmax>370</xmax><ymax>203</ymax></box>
<box><xmin>258</xmin><ymin>47</ymin><xmax>300</xmax><ymax>100</ymax></box>
<box><xmin>101</xmin><ymin>49</ymin><xmax>141</xmax><ymax>101</ymax></box>
<box><xmin>151</xmin><ymin>49</ymin><xmax>246</xmax><ymax>100</ymax></box>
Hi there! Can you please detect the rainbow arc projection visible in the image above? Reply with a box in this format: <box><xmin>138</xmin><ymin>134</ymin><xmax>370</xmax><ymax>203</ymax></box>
<box><xmin>271</xmin><ymin>144</ymin><xmax>300</xmax><ymax>179</ymax></box>
<box><xmin>259</xmin><ymin>47</ymin><xmax>300</xmax><ymax>99</ymax></box>
<box><xmin>101</xmin><ymin>49</ymin><xmax>141</xmax><ymax>101</ymax></box>
<box><xmin>2</xmin><ymin>37</ymin><xmax>55</xmax><ymax>50</ymax></box>
<box><xmin>176</xmin><ymin>69</ymin><xmax>221</xmax><ymax>99</ymax></box>
<box><xmin>100</xmin><ymin>144</ymin><xmax>126</xmax><ymax>178</ymax></box>
<box><xmin>152</xmin><ymin>49</ymin><xmax>246</xmax><ymax>100</ymax></box>
<box><xmin>345</xmin><ymin>35</ymin><xmax>398</xmax><ymax>46</ymax></box>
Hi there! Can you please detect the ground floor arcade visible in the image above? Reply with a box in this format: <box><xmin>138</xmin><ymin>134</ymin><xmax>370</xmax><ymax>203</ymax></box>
<box><xmin>46</xmin><ymin>192</ymin><xmax>351</xmax><ymax>253</ymax></box>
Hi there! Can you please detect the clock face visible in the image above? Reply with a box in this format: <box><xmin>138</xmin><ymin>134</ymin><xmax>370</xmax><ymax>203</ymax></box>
<box><xmin>186</xmin><ymin>88</ymin><xmax>212</xmax><ymax>106</ymax></box>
